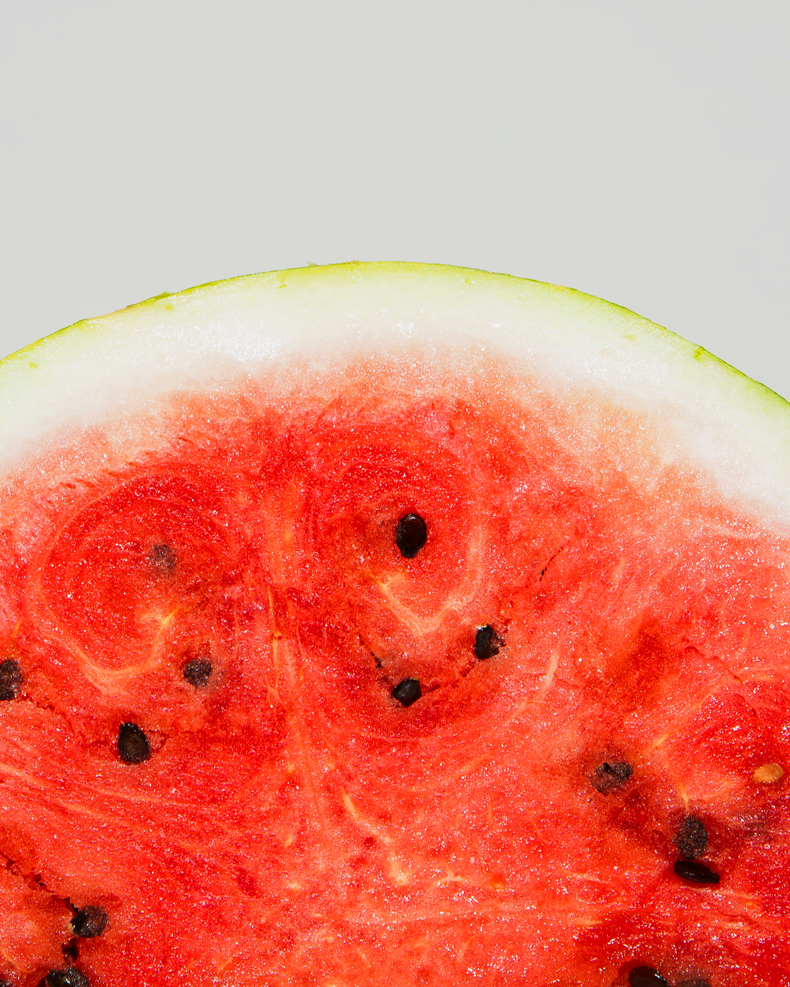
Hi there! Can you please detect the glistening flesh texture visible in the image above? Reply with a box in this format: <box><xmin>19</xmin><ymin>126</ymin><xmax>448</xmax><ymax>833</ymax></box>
<box><xmin>0</xmin><ymin>265</ymin><xmax>787</xmax><ymax>987</ymax></box>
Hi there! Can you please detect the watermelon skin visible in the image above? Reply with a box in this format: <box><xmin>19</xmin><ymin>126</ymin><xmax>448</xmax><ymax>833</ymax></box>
<box><xmin>0</xmin><ymin>264</ymin><xmax>788</xmax><ymax>986</ymax></box>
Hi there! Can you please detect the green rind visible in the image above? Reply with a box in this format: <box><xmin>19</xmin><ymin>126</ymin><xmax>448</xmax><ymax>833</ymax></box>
<box><xmin>2</xmin><ymin>262</ymin><xmax>789</xmax><ymax>527</ymax></box>
<box><xmin>6</xmin><ymin>261</ymin><xmax>783</xmax><ymax>407</ymax></box>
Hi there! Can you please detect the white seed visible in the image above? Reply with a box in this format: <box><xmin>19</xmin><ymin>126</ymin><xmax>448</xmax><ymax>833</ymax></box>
<box><xmin>753</xmin><ymin>762</ymin><xmax>784</xmax><ymax>784</ymax></box>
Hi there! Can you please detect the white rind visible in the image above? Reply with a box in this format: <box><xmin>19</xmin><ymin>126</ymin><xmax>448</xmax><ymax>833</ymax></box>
<box><xmin>2</xmin><ymin>262</ymin><xmax>789</xmax><ymax>528</ymax></box>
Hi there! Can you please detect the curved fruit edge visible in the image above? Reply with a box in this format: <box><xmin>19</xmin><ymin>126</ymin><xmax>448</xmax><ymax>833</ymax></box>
<box><xmin>1</xmin><ymin>261</ymin><xmax>789</xmax><ymax>527</ymax></box>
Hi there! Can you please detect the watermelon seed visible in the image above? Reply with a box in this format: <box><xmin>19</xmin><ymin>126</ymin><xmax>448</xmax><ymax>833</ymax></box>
<box><xmin>391</xmin><ymin>678</ymin><xmax>421</xmax><ymax>707</ymax></box>
<box><xmin>39</xmin><ymin>969</ymin><xmax>90</xmax><ymax>987</ymax></box>
<box><xmin>673</xmin><ymin>859</ymin><xmax>720</xmax><ymax>885</ymax></box>
<box><xmin>474</xmin><ymin>625</ymin><xmax>503</xmax><ymax>660</ymax></box>
<box><xmin>183</xmin><ymin>658</ymin><xmax>213</xmax><ymax>689</ymax></box>
<box><xmin>592</xmin><ymin>760</ymin><xmax>632</xmax><ymax>794</ymax></box>
<box><xmin>628</xmin><ymin>968</ymin><xmax>670</xmax><ymax>987</ymax></box>
<box><xmin>674</xmin><ymin>815</ymin><xmax>708</xmax><ymax>859</ymax></box>
<box><xmin>149</xmin><ymin>542</ymin><xmax>177</xmax><ymax>575</ymax></box>
<box><xmin>395</xmin><ymin>513</ymin><xmax>427</xmax><ymax>558</ymax></box>
<box><xmin>70</xmin><ymin>905</ymin><xmax>108</xmax><ymax>938</ymax></box>
<box><xmin>0</xmin><ymin>658</ymin><xmax>22</xmax><ymax>701</ymax></box>
<box><xmin>117</xmin><ymin>722</ymin><xmax>151</xmax><ymax>764</ymax></box>
<box><xmin>753</xmin><ymin>762</ymin><xmax>784</xmax><ymax>784</ymax></box>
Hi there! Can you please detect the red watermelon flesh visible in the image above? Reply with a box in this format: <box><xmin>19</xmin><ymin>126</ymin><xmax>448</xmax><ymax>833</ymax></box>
<box><xmin>0</xmin><ymin>265</ymin><xmax>788</xmax><ymax>987</ymax></box>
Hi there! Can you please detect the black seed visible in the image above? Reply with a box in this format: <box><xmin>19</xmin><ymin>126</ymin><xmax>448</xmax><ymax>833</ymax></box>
<box><xmin>0</xmin><ymin>658</ymin><xmax>23</xmax><ymax>701</ymax></box>
<box><xmin>183</xmin><ymin>658</ymin><xmax>213</xmax><ymax>689</ymax></box>
<box><xmin>149</xmin><ymin>542</ymin><xmax>177</xmax><ymax>575</ymax></box>
<box><xmin>395</xmin><ymin>513</ymin><xmax>427</xmax><ymax>559</ymax></box>
<box><xmin>474</xmin><ymin>625</ymin><xmax>503</xmax><ymax>661</ymax></box>
<box><xmin>391</xmin><ymin>678</ymin><xmax>421</xmax><ymax>707</ymax></box>
<box><xmin>71</xmin><ymin>905</ymin><xmax>108</xmax><ymax>938</ymax></box>
<box><xmin>592</xmin><ymin>760</ymin><xmax>633</xmax><ymax>794</ymax></box>
<box><xmin>673</xmin><ymin>859</ymin><xmax>720</xmax><ymax>885</ymax></box>
<box><xmin>675</xmin><ymin>815</ymin><xmax>708</xmax><ymax>859</ymax></box>
<box><xmin>629</xmin><ymin>968</ymin><xmax>670</xmax><ymax>987</ymax></box>
<box><xmin>117</xmin><ymin>722</ymin><xmax>151</xmax><ymax>764</ymax></box>
<box><xmin>40</xmin><ymin>969</ymin><xmax>90</xmax><ymax>987</ymax></box>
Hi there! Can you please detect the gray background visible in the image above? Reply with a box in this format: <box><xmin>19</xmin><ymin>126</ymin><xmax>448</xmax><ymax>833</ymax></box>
<box><xmin>2</xmin><ymin>3</ymin><xmax>788</xmax><ymax>396</ymax></box>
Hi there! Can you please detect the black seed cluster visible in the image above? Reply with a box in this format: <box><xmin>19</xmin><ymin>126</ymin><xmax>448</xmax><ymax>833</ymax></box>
<box><xmin>673</xmin><ymin>859</ymin><xmax>720</xmax><ymax>885</ymax></box>
<box><xmin>474</xmin><ymin>625</ymin><xmax>502</xmax><ymax>661</ymax></box>
<box><xmin>395</xmin><ymin>514</ymin><xmax>427</xmax><ymax>558</ymax></box>
<box><xmin>117</xmin><ymin>722</ymin><xmax>151</xmax><ymax>764</ymax></box>
<box><xmin>391</xmin><ymin>678</ymin><xmax>421</xmax><ymax>707</ymax></box>
<box><xmin>183</xmin><ymin>658</ymin><xmax>213</xmax><ymax>689</ymax></box>
<box><xmin>0</xmin><ymin>658</ymin><xmax>22</xmax><ymax>701</ymax></box>
<box><xmin>675</xmin><ymin>815</ymin><xmax>708</xmax><ymax>859</ymax></box>
<box><xmin>592</xmin><ymin>760</ymin><xmax>632</xmax><ymax>794</ymax></box>
<box><xmin>71</xmin><ymin>905</ymin><xmax>108</xmax><ymax>939</ymax></box>
<box><xmin>629</xmin><ymin>968</ymin><xmax>670</xmax><ymax>987</ymax></box>
<box><xmin>40</xmin><ymin>969</ymin><xmax>90</xmax><ymax>987</ymax></box>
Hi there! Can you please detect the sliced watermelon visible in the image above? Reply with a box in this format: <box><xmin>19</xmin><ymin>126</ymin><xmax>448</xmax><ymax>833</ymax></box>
<box><xmin>0</xmin><ymin>263</ymin><xmax>788</xmax><ymax>987</ymax></box>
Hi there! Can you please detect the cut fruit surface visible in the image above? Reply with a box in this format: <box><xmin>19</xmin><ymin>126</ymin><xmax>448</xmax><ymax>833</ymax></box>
<box><xmin>0</xmin><ymin>263</ymin><xmax>788</xmax><ymax>987</ymax></box>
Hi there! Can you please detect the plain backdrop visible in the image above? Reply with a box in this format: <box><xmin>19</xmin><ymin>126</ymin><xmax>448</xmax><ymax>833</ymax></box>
<box><xmin>1</xmin><ymin>2</ymin><xmax>789</xmax><ymax>395</ymax></box>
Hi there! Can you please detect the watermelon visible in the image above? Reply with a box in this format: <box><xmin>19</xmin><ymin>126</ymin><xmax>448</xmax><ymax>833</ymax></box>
<box><xmin>0</xmin><ymin>262</ymin><xmax>788</xmax><ymax>987</ymax></box>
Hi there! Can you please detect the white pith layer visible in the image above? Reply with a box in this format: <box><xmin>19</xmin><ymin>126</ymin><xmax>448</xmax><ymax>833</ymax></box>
<box><xmin>1</xmin><ymin>263</ymin><xmax>788</xmax><ymax>529</ymax></box>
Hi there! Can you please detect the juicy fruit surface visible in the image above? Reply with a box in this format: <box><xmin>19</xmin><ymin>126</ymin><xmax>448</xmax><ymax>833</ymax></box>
<box><xmin>0</xmin><ymin>354</ymin><xmax>789</xmax><ymax>987</ymax></box>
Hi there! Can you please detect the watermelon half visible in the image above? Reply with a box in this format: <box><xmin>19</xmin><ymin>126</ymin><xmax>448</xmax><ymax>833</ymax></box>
<box><xmin>0</xmin><ymin>263</ymin><xmax>788</xmax><ymax>987</ymax></box>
